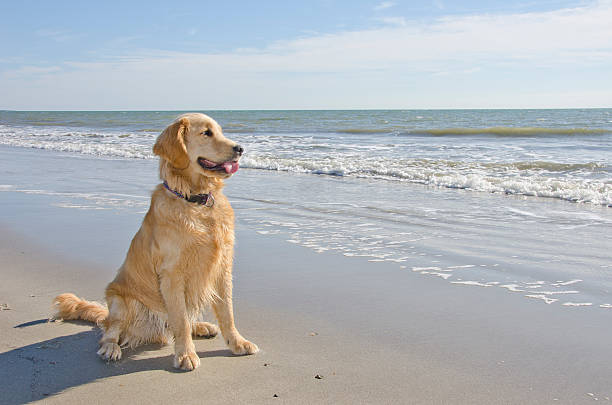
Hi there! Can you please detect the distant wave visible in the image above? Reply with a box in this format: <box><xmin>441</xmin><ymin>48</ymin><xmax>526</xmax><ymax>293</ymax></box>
<box><xmin>335</xmin><ymin>127</ymin><xmax>610</xmax><ymax>137</ymax></box>
<box><xmin>337</xmin><ymin>128</ymin><xmax>392</xmax><ymax>134</ymax></box>
<box><xmin>411</xmin><ymin>127</ymin><xmax>610</xmax><ymax>137</ymax></box>
<box><xmin>26</xmin><ymin>123</ymin><xmax>605</xmax><ymax>138</ymax></box>
<box><xmin>223</xmin><ymin>125</ymin><xmax>256</xmax><ymax>133</ymax></box>
<box><xmin>256</xmin><ymin>117</ymin><xmax>289</xmax><ymax>122</ymax></box>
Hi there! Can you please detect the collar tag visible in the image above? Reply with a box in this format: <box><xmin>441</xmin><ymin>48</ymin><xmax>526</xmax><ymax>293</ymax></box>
<box><xmin>163</xmin><ymin>181</ymin><xmax>214</xmax><ymax>207</ymax></box>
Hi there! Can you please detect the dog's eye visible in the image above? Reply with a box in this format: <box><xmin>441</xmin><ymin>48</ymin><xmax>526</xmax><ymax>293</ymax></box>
<box><xmin>202</xmin><ymin>129</ymin><xmax>213</xmax><ymax>137</ymax></box>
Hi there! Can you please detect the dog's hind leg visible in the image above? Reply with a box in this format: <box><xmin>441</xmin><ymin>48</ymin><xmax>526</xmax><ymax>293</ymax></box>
<box><xmin>192</xmin><ymin>322</ymin><xmax>219</xmax><ymax>338</ymax></box>
<box><xmin>97</xmin><ymin>295</ymin><xmax>125</xmax><ymax>361</ymax></box>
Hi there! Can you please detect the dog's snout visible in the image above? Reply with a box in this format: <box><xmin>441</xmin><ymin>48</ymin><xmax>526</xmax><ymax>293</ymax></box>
<box><xmin>233</xmin><ymin>144</ymin><xmax>244</xmax><ymax>156</ymax></box>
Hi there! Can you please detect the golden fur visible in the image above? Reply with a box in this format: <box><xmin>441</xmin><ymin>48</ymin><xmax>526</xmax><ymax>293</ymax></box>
<box><xmin>53</xmin><ymin>113</ymin><xmax>258</xmax><ymax>371</ymax></box>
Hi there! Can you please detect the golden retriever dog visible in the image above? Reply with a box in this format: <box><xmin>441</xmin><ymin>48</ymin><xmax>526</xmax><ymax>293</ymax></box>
<box><xmin>53</xmin><ymin>113</ymin><xmax>258</xmax><ymax>371</ymax></box>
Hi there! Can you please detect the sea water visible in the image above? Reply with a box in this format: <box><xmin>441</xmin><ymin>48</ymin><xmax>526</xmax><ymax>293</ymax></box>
<box><xmin>1</xmin><ymin>110</ymin><xmax>610</xmax><ymax>205</ymax></box>
<box><xmin>1</xmin><ymin>109</ymin><xmax>611</xmax><ymax>310</ymax></box>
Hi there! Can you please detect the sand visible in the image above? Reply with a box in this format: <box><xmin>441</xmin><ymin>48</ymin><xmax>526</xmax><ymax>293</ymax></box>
<box><xmin>2</xmin><ymin>219</ymin><xmax>612</xmax><ymax>405</ymax></box>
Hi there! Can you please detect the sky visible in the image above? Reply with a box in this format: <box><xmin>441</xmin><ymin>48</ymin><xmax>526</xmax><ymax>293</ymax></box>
<box><xmin>1</xmin><ymin>0</ymin><xmax>611</xmax><ymax>110</ymax></box>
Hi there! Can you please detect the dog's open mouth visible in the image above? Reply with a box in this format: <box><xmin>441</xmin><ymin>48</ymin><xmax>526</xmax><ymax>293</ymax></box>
<box><xmin>197</xmin><ymin>158</ymin><xmax>239</xmax><ymax>174</ymax></box>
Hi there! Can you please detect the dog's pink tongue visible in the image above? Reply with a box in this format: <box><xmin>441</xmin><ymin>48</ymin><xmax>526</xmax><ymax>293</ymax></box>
<box><xmin>222</xmin><ymin>161</ymin><xmax>239</xmax><ymax>174</ymax></box>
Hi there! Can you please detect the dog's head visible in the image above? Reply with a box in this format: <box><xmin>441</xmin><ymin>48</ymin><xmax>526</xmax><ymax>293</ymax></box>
<box><xmin>153</xmin><ymin>113</ymin><xmax>243</xmax><ymax>180</ymax></box>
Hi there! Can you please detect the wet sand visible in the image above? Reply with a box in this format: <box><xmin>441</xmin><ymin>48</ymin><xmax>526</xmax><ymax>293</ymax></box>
<box><xmin>2</xmin><ymin>217</ymin><xmax>612</xmax><ymax>404</ymax></box>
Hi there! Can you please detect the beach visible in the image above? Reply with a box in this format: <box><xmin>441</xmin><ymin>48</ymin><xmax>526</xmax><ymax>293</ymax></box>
<box><xmin>2</xmin><ymin>219</ymin><xmax>612</xmax><ymax>405</ymax></box>
<box><xmin>1</xmin><ymin>109</ymin><xmax>612</xmax><ymax>404</ymax></box>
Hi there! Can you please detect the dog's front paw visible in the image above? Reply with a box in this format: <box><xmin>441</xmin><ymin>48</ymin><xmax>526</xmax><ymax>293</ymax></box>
<box><xmin>174</xmin><ymin>350</ymin><xmax>200</xmax><ymax>371</ymax></box>
<box><xmin>97</xmin><ymin>342</ymin><xmax>122</xmax><ymax>361</ymax></box>
<box><xmin>229</xmin><ymin>338</ymin><xmax>259</xmax><ymax>355</ymax></box>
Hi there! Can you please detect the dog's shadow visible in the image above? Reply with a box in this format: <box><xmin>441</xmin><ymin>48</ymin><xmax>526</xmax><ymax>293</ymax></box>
<box><xmin>1</xmin><ymin>320</ymin><xmax>234</xmax><ymax>404</ymax></box>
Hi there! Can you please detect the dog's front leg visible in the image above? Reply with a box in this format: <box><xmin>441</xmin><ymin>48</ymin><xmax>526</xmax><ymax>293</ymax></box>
<box><xmin>213</xmin><ymin>275</ymin><xmax>259</xmax><ymax>355</ymax></box>
<box><xmin>160</xmin><ymin>274</ymin><xmax>200</xmax><ymax>371</ymax></box>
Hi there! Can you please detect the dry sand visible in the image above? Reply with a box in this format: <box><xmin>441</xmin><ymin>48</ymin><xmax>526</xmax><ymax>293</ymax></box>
<box><xmin>1</xmin><ymin>223</ymin><xmax>612</xmax><ymax>404</ymax></box>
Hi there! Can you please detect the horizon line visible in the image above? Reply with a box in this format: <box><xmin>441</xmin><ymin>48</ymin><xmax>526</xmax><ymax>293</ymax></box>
<box><xmin>2</xmin><ymin>107</ymin><xmax>611</xmax><ymax>112</ymax></box>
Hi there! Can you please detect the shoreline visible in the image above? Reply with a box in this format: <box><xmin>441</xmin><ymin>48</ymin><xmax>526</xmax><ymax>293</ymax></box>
<box><xmin>2</xmin><ymin>146</ymin><xmax>610</xmax><ymax>307</ymax></box>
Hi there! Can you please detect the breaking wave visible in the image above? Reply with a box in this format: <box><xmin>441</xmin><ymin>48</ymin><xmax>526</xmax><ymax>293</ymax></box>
<box><xmin>240</xmin><ymin>155</ymin><xmax>612</xmax><ymax>206</ymax></box>
<box><xmin>411</xmin><ymin>127</ymin><xmax>610</xmax><ymax>137</ymax></box>
<box><xmin>335</xmin><ymin>127</ymin><xmax>611</xmax><ymax>137</ymax></box>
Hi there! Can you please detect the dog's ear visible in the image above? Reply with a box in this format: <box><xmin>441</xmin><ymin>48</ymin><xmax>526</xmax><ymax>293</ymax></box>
<box><xmin>153</xmin><ymin>117</ymin><xmax>190</xmax><ymax>169</ymax></box>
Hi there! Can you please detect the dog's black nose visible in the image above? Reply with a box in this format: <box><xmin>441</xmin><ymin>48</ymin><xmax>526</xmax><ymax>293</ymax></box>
<box><xmin>233</xmin><ymin>145</ymin><xmax>244</xmax><ymax>155</ymax></box>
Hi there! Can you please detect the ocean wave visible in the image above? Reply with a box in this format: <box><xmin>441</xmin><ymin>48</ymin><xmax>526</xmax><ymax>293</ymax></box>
<box><xmin>256</xmin><ymin>117</ymin><xmax>289</xmax><ymax>122</ymax></box>
<box><xmin>2</xmin><ymin>121</ymin><xmax>610</xmax><ymax>206</ymax></box>
<box><xmin>486</xmin><ymin>161</ymin><xmax>607</xmax><ymax>172</ymax></box>
<box><xmin>2</xmin><ymin>134</ymin><xmax>609</xmax><ymax>205</ymax></box>
<box><xmin>240</xmin><ymin>155</ymin><xmax>612</xmax><ymax>206</ymax></box>
<box><xmin>238</xmin><ymin>126</ymin><xmax>611</xmax><ymax>137</ymax></box>
<box><xmin>5</xmin><ymin>122</ymin><xmax>610</xmax><ymax>139</ymax></box>
<box><xmin>0</xmin><ymin>138</ymin><xmax>154</xmax><ymax>159</ymax></box>
<box><xmin>410</xmin><ymin>127</ymin><xmax>610</xmax><ymax>137</ymax></box>
<box><xmin>332</xmin><ymin>127</ymin><xmax>611</xmax><ymax>137</ymax></box>
<box><xmin>223</xmin><ymin>126</ymin><xmax>257</xmax><ymax>133</ymax></box>
<box><xmin>336</xmin><ymin>128</ymin><xmax>392</xmax><ymax>134</ymax></box>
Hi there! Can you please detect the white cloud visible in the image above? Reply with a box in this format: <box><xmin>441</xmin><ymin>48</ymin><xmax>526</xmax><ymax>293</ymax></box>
<box><xmin>433</xmin><ymin>0</ymin><xmax>445</xmax><ymax>10</ymax></box>
<box><xmin>181</xmin><ymin>0</ymin><xmax>611</xmax><ymax>74</ymax></box>
<box><xmin>374</xmin><ymin>2</ymin><xmax>396</xmax><ymax>11</ymax></box>
<box><xmin>376</xmin><ymin>16</ymin><xmax>407</xmax><ymax>27</ymax></box>
<box><xmin>3</xmin><ymin>65</ymin><xmax>62</xmax><ymax>78</ymax></box>
<box><xmin>35</xmin><ymin>29</ymin><xmax>75</xmax><ymax>43</ymax></box>
<box><xmin>2</xmin><ymin>1</ymin><xmax>612</xmax><ymax>109</ymax></box>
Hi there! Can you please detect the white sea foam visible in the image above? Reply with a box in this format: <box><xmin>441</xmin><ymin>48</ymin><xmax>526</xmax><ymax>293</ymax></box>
<box><xmin>53</xmin><ymin>203</ymin><xmax>108</xmax><ymax>210</ymax></box>
<box><xmin>451</xmin><ymin>281</ymin><xmax>492</xmax><ymax>287</ymax></box>
<box><xmin>239</xmin><ymin>155</ymin><xmax>612</xmax><ymax>206</ymax></box>
<box><xmin>428</xmin><ymin>272</ymin><xmax>453</xmax><ymax>280</ymax></box>
<box><xmin>412</xmin><ymin>267</ymin><xmax>442</xmax><ymax>272</ymax></box>
<box><xmin>417</xmin><ymin>270</ymin><xmax>453</xmax><ymax>279</ymax></box>
<box><xmin>535</xmin><ymin>290</ymin><xmax>579</xmax><ymax>295</ymax></box>
<box><xmin>562</xmin><ymin>302</ymin><xmax>593</xmax><ymax>307</ymax></box>
<box><xmin>526</xmin><ymin>294</ymin><xmax>558</xmax><ymax>304</ymax></box>
<box><xmin>0</xmin><ymin>186</ymin><xmax>149</xmax><ymax>211</ymax></box>
<box><xmin>499</xmin><ymin>284</ymin><xmax>524</xmax><ymax>292</ymax></box>
<box><xmin>552</xmin><ymin>279</ymin><xmax>583</xmax><ymax>286</ymax></box>
<box><xmin>241</xmin><ymin>196</ymin><xmax>608</xmax><ymax>313</ymax></box>
<box><xmin>2</xmin><ymin>119</ymin><xmax>610</xmax><ymax>205</ymax></box>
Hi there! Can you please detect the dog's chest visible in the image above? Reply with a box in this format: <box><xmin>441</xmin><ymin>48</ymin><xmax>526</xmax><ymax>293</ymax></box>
<box><xmin>182</xmin><ymin>204</ymin><xmax>234</xmax><ymax>248</ymax></box>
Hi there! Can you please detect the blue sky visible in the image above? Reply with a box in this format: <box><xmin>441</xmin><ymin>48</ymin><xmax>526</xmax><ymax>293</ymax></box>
<box><xmin>1</xmin><ymin>0</ymin><xmax>611</xmax><ymax>110</ymax></box>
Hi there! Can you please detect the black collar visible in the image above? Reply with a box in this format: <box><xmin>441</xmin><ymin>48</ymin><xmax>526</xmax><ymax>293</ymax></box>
<box><xmin>162</xmin><ymin>181</ymin><xmax>214</xmax><ymax>207</ymax></box>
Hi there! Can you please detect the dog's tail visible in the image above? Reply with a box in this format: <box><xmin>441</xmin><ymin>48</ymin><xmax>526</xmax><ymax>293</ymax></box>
<box><xmin>52</xmin><ymin>293</ymin><xmax>108</xmax><ymax>325</ymax></box>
